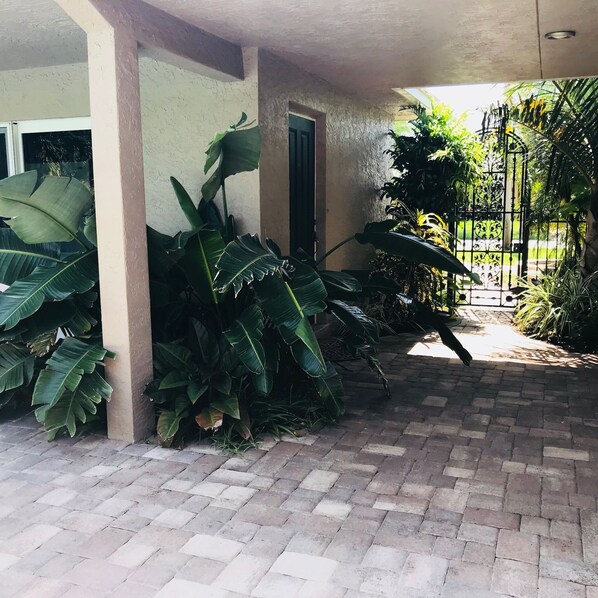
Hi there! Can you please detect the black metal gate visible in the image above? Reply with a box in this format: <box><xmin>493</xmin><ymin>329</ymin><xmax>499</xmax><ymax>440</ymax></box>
<box><xmin>453</xmin><ymin>130</ymin><xmax>530</xmax><ymax>307</ymax></box>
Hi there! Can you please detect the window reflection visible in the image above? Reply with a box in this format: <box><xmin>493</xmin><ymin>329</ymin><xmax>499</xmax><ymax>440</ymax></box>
<box><xmin>22</xmin><ymin>129</ymin><xmax>93</xmax><ymax>187</ymax></box>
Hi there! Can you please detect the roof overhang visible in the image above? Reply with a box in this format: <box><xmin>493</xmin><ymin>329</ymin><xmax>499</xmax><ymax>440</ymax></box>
<box><xmin>1</xmin><ymin>0</ymin><xmax>596</xmax><ymax>116</ymax></box>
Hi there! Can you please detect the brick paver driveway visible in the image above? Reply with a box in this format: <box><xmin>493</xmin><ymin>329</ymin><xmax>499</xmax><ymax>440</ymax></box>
<box><xmin>0</xmin><ymin>311</ymin><xmax>597</xmax><ymax>597</ymax></box>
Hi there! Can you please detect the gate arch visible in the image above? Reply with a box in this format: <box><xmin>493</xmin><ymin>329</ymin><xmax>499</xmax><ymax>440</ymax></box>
<box><xmin>453</xmin><ymin>129</ymin><xmax>530</xmax><ymax>307</ymax></box>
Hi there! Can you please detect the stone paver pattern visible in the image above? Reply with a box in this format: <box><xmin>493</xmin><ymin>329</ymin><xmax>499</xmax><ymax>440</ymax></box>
<box><xmin>0</xmin><ymin>311</ymin><xmax>597</xmax><ymax>597</ymax></box>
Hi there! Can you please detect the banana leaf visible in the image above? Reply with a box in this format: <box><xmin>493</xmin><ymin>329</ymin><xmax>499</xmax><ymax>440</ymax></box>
<box><xmin>0</xmin><ymin>173</ymin><xmax>92</xmax><ymax>244</ymax></box>
<box><xmin>170</xmin><ymin>177</ymin><xmax>203</xmax><ymax>229</ymax></box>
<box><xmin>355</xmin><ymin>221</ymin><xmax>481</xmax><ymax>283</ymax></box>
<box><xmin>179</xmin><ymin>228</ymin><xmax>226</xmax><ymax>305</ymax></box>
<box><xmin>223</xmin><ymin>305</ymin><xmax>265</xmax><ymax>374</ymax></box>
<box><xmin>32</xmin><ymin>338</ymin><xmax>114</xmax><ymax>435</ymax></box>
<box><xmin>202</xmin><ymin>114</ymin><xmax>261</xmax><ymax>202</ymax></box>
<box><xmin>314</xmin><ymin>362</ymin><xmax>345</xmax><ymax>417</ymax></box>
<box><xmin>0</xmin><ymin>343</ymin><xmax>34</xmax><ymax>393</ymax></box>
<box><xmin>0</xmin><ymin>228</ymin><xmax>61</xmax><ymax>285</ymax></box>
<box><xmin>214</xmin><ymin>234</ymin><xmax>286</xmax><ymax>296</ymax></box>
<box><xmin>320</xmin><ymin>270</ymin><xmax>363</xmax><ymax>299</ymax></box>
<box><xmin>327</xmin><ymin>299</ymin><xmax>378</xmax><ymax>343</ymax></box>
<box><xmin>0</xmin><ymin>250</ymin><xmax>98</xmax><ymax>330</ymax></box>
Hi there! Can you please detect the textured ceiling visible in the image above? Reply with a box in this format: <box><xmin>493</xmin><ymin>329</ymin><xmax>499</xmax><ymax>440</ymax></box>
<box><xmin>2</xmin><ymin>0</ymin><xmax>597</xmax><ymax>109</ymax></box>
<box><xmin>0</xmin><ymin>0</ymin><xmax>87</xmax><ymax>70</ymax></box>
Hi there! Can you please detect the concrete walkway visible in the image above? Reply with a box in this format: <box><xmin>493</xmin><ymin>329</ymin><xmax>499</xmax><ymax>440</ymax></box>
<box><xmin>0</xmin><ymin>311</ymin><xmax>597</xmax><ymax>597</ymax></box>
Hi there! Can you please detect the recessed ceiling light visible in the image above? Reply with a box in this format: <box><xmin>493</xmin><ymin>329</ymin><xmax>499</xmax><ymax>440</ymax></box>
<box><xmin>545</xmin><ymin>30</ymin><xmax>576</xmax><ymax>40</ymax></box>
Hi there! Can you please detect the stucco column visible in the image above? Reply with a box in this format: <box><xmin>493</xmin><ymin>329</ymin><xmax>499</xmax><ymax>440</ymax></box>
<box><xmin>87</xmin><ymin>28</ymin><xmax>154</xmax><ymax>442</ymax></box>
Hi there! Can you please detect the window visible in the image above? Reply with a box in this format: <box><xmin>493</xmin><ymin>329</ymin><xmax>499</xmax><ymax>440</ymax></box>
<box><xmin>1</xmin><ymin>118</ymin><xmax>93</xmax><ymax>186</ymax></box>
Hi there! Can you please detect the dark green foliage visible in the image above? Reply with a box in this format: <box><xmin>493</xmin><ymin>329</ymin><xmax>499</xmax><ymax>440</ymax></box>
<box><xmin>491</xmin><ymin>79</ymin><xmax>598</xmax><ymax>274</ymax></box>
<box><xmin>147</xmin><ymin>116</ymin><xmax>478</xmax><ymax>447</ymax></box>
<box><xmin>514</xmin><ymin>264</ymin><xmax>598</xmax><ymax>351</ymax></box>
<box><xmin>381</xmin><ymin>104</ymin><xmax>485</xmax><ymax>215</ymax></box>
<box><xmin>368</xmin><ymin>210</ymin><xmax>456</xmax><ymax>330</ymax></box>
<box><xmin>0</xmin><ymin>172</ymin><xmax>112</xmax><ymax>438</ymax></box>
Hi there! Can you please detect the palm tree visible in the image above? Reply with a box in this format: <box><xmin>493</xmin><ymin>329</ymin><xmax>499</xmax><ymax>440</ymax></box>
<box><xmin>492</xmin><ymin>79</ymin><xmax>598</xmax><ymax>275</ymax></box>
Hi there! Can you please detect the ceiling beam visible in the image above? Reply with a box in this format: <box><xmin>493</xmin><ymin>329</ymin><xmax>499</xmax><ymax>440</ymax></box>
<box><xmin>54</xmin><ymin>0</ymin><xmax>244</xmax><ymax>81</ymax></box>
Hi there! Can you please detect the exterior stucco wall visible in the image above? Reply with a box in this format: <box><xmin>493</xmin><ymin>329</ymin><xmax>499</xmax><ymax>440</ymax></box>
<box><xmin>257</xmin><ymin>49</ymin><xmax>393</xmax><ymax>270</ymax></box>
<box><xmin>0</xmin><ymin>49</ymin><xmax>391</xmax><ymax>255</ymax></box>
<box><xmin>139</xmin><ymin>49</ymin><xmax>260</xmax><ymax>235</ymax></box>
<box><xmin>0</xmin><ymin>52</ymin><xmax>260</xmax><ymax>235</ymax></box>
<box><xmin>0</xmin><ymin>64</ymin><xmax>90</xmax><ymax>121</ymax></box>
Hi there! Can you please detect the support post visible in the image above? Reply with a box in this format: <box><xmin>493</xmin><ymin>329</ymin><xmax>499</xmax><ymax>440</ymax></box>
<box><xmin>87</xmin><ymin>27</ymin><xmax>154</xmax><ymax>442</ymax></box>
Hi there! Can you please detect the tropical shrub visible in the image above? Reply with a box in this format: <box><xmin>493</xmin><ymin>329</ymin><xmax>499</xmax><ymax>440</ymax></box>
<box><xmin>0</xmin><ymin>173</ymin><xmax>112</xmax><ymax>438</ymax></box>
<box><xmin>0</xmin><ymin>114</ymin><xmax>479</xmax><ymax>447</ymax></box>
<box><xmin>368</xmin><ymin>208</ymin><xmax>453</xmax><ymax>330</ymax></box>
<box><xmin>492</xmin><ymin>79</ymin><xmax>598</xmax><ymax>275</ymax></box>
<box><xmin>515</xmin><ymin>264</ymin><xmax>598</xmax><ymax>350</ymax></box>
<box><xmin>146</xmin><ymin>116</ymin><xmax>479</xmax><ymax>447</ymax></box>
<box><xmin>382</xmin><ymin>104</ymin><xmax>485</xmax><ymax>215</ymax></box>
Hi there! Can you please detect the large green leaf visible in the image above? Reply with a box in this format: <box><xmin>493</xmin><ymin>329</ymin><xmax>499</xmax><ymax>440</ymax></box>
<box><xmin>320</xmin><ymin>270</ymin><xmax>363</xmax><ymax>299</ymax></box>
<box><xmin>201</xmin><ymin>115</ymin><xmax>261</xmax><ymax>202</ymax></box>
<box><xmin>147</xmin><ymin>226</ymin><xmax>184</xmax><ymax>280</ymax></box>
<box><xmin>212</xmin><ymin>394</ymin><xmax>240</xmax><ymax>420</ymax></box>
<box><xmin>355</xmin><ymin>221</ymin><xmax>481</xmax><ymax>283</ymax></box>
<box><xmin>253</xmin><ymin>266</ymin><xmax>326</xmax><ymax>337</ymax></box>
<box><xmin>327</xmin><ymin>299</ymin><xmax>378</xmax><ymax>343</ymax></box>
<box><xmin>214</xmin><ymin>234</ymin><xmax>286</xmax><ymax>296</ymax></box>
<box><xmin>158</xmin><ymin>371</ymin><xmax>190</xmax><ymax>390</ymax></box>
<box><xmin>32</xmin><ymin>338</ymin><xmax>114</xmax><ymax>434</ymax></box>
<box><xmin>191</xmin><ymin>319</ymin><xmax>220</xmax><ymax>368</ymax></box>
<box><xmin>253</xmin><ymin>271</ymin><xmax>326</xmax><ymax>376</ymax></box>
<box><xmin>314</xmin><ymin>362</ymin><xmax>345</xmax><ymax>417</ymax></box>
<box><xmin>0</xmin><ymin>250</ymin><xmax>98</xmax><ymax>330</ymax></box>
<box><xmin>0</xmin><ymin>172</ymin><xmax>93</xmax><ymax>244</ymax></box>
<box><xmin>42</xmin><ymin>373</ymin><xmax>110</xmax><ymax>440</ymax></box>
<box><xmin>289</xmin><ymin>321</ymin><xmax>327</xmax><ymax>377</ymax></box>
<box><xmin>288</xmin><ymin>259</ymin><xmax>328</xmax><ymax>318</ymax></box>
<box><xmin>157</xmin><ymin>410</ymin><xmax>183</xmax><ymax>447</ymax></box>
<box><xmin>170</xmin><ymin>177</ymin><xmax>204</xmax><ymax>230</ymax></box>
<box><xmin>0</xmin><ymin>343</ymin><xmax>34</xmax><ymax>393</ymax></box>
<box><xmin>223</xmin><ymin>305</ymin><xmax>265</xmax><ymax>374</ymax></box>
<box><xmin>252</xmin><ymin>338</ymin><xmax>279</xmax><ymax>396</ymax></box>
<box><xmin>179</xmin><ymin>229</ymin><xmax>225</xmax><ymax>304</ymax></box>
<box><xmin>0</xmin><ymin>228</ymin><xmax>61</xmax><ymax>286</ymax></box>
<box><xmin>153</xmin><ymin>342</ymin><xmax>194</xmax><ymax>375</ymax></box>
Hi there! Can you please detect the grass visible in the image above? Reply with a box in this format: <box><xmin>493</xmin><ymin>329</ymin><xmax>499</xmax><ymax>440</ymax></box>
<box><xmin>457</xmin><ymin>248</ymin><xmax>567</xmax><ymax>264</ymax></box>
<box><xmin>455</xmin><ymin>219</ymin><xmax>570</xmax><ymax>242</ymax></box>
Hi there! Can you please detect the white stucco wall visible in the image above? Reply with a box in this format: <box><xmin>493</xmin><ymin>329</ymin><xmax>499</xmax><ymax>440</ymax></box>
<box><xmin>139</xmin><ymin>49</ymin><xmax>260</xmax><ymax>235</ymax></box>
<box><xmin>0</xmin><ymin>63</ymin><xmax>90</xmax><ymax>121</ymax></box>
<box><xmin>0</xmin><ymin>51</ymin><xmax>260</xmax><ymax>235</ymax></box>
<box><xmin>0</xmin><ymin>49</ymin><xmax>391</xmax><ymax>256</ymax></box>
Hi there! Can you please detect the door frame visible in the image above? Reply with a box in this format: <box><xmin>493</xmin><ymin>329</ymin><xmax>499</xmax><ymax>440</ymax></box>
<box><xmin>0</xmin><ymin>122</ymin><xmax>17</xmax><ymax>177</ymax></box>
<box><xmin>288</xmin><ymin>103</ymin><xmax>326</xmax><ymax>263</ymax></box>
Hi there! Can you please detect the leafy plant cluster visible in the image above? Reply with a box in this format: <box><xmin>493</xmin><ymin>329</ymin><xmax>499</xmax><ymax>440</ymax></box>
<box><xmin>0</xmin><ymin>114</ymin><xmax>478</xmax><ymax>447</ymax></box>
<box><xmin>515</xmin><ymin>263</ymin><xmax>598</xmax><ymax>351</ymax></box>
<box><xmin>382</xmin><ymin>104</ymin><xmax>485</xmax><ymax>215</ymax></box>
<box><xmin>492</xmin><ymin>79</ymin><xmax>598</xmax><ymax>275</ymax></box>
<box><xmin>0</xmin><ymin>173</ymin><xmax>112</xmax><ymax>438</ymax></box>
<box><xmin>368</xmin><ymin>209</ymin><xmax>453</xmax><ymax>329</ymax></box>
<box><xmin>146</xmin><ymin>115</ymin><xmax>478</xmax><ymax>447</ymax></box>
